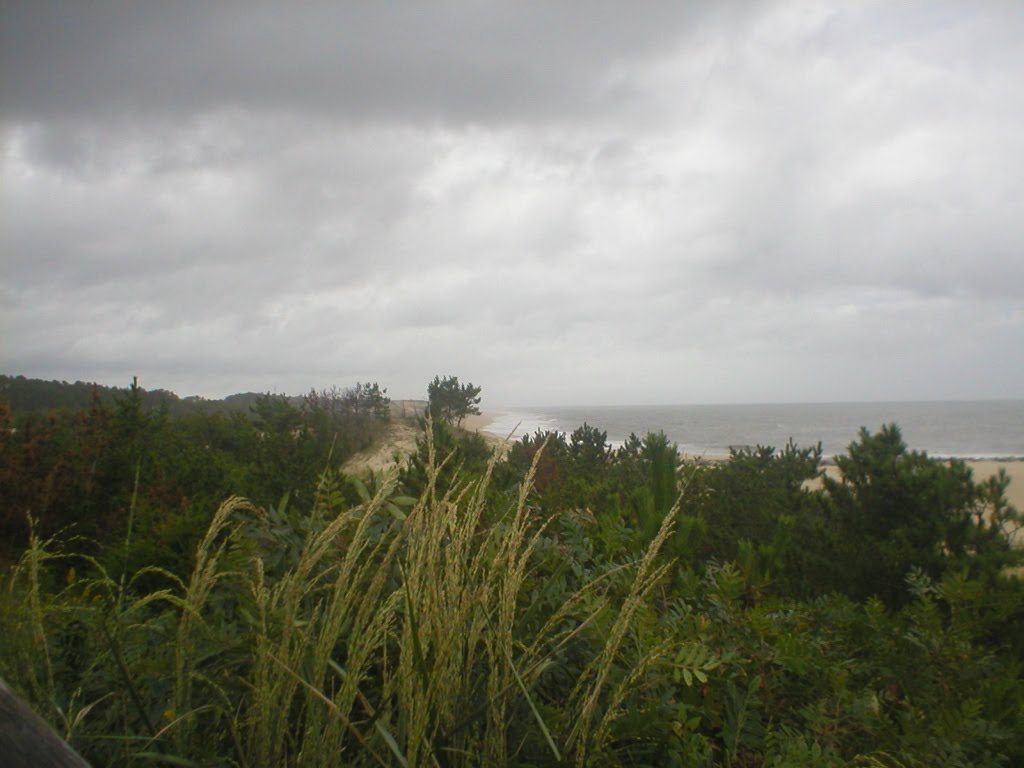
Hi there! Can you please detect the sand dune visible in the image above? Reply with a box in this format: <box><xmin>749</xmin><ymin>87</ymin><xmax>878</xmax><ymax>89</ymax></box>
<box><xmin>342</xmin><ymin>411</ymin><xmax>506</xmax><ymax>476</ymax></box>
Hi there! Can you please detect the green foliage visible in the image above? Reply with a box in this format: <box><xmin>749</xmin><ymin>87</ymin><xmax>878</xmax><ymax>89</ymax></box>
<box><xmin>822</xmin><ymin>425</ymin><xmax>1021</xmax><ymax>607</ymax></box>
<box><xmin>0</xmin><ymin>431</ymin><xmax>699</xmax><ymax>766</ymax></box>
<box><xmin>1</xmin><ymin>410</ymin><xmax>1021</xmax><ymax>767</ymax></box>
<box><xmin>0</xmin><ymin>373</ymin><xmax>280</xmax><ymax>418</ymax></box>
<box><xmin>618</xmin><ymin>431</ymin><xmax>683</xmax><ymax>545</ymax></box>
<box><xmin>679</xmin><ymin>441</ymin><xmax>825</xmax><ymax>599</ymax></box>
<box><xmin>0</xmin><ymin>377</ymin><xmax>398</xmax><ymax>570</ymax></box>
<box><xmin>400</xmin><ymin>415</ymin><xmax>493</xmax><ymax>497</ymax></box>
<box><xmin>1</xmin><ymin>373</ymin><xmax>178</xmax><ymax>415</ymax></box>
<box><xmin>685</xmin><ymin>441</ymin><xmax>821</xmax><ymax>562</ymax></box>
<box><xmin>304</xmin><ymin>382</ymin><xmax>391</xmax><ymax>456</ymax></box>
<box><xmin>426</xmin><ymin>375</ymin><xmax>482</xmax><ymax>427</ymax></box>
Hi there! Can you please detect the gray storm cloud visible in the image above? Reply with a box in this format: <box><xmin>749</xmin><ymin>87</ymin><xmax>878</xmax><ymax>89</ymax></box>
<box><xmin>2</xmin><ymin>1</ymin><xmax>1022</xmax><ymax>404</ymax></box>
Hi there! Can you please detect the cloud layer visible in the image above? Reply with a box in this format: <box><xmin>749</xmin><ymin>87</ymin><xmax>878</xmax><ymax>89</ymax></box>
<box><xmin>3</xmin><ymin>1</ymin><xmax>1022</xmax><ymax>404</ymax></box>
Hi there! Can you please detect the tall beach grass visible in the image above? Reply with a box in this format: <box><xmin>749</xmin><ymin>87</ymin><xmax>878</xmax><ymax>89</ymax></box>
<box><xmin>0</xmin><ymin>424</ymin><xmax>682</xmax><ymax>766</ymax></box>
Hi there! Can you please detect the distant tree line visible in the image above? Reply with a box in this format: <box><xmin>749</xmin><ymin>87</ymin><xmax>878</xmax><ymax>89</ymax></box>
<box><xmin>0</xmin><ymin>374</ymin><xmax>280</xmax><ymax>418</ymax></box>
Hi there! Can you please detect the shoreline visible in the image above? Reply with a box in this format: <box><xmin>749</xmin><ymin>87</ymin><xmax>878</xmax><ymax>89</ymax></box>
<box><xmin>461</xmin><ymin>411</ymin><xmax>498</xmax><ymax>432</ymax></box>
<box><xmin>358</xmin><ymin>410</ymin><xmax>1024</xmax><ymax>513</ymax></box>
<box><xmin>471</xmin><ymin>413</ymin><xmax>1023</xmax><ymax>513</ymax></box>
<box><xmin>462</xmin><ymin>411</ymin><xmax>510</xmax><ymax>455</ymax></box>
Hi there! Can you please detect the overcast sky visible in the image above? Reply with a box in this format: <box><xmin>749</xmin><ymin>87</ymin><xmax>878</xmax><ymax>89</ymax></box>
<box><xmin>2</xmin><ymin>1</ymin><xmax>1022</xmax><ymax>406</ymax></box>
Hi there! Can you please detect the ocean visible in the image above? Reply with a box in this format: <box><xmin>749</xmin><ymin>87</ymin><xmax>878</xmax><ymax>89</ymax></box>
<box><xmin>482</xmin><ymin>400</ymin><xmax>1024</xmax><ymax>460</ymax></box>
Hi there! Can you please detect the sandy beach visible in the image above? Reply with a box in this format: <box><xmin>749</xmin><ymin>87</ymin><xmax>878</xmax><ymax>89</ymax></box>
<box><xmin>958</xmin><ymin>460</ymin><xmax>1024</xmax><ymax>514</ymax></box>
<box><xmin>461</xmin><ymin>411</ymin><xmax>498</xmax><ymax>432</ymax></box>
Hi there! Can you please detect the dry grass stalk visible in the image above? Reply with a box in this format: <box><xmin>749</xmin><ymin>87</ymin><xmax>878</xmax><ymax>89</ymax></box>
<box><xmin>566</xmin><ymin>494</ymin><xmax>682</xmax><ymax>766</ymax></box>
<box><xmin>174</xmin><ymin>496</ymin><xmax>256</xmax><ymax>754</ymax></box>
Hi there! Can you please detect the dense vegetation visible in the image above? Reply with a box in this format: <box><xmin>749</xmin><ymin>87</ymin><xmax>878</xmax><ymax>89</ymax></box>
<box><xmin>1</xmin><ymin>377</ymin><xmax>1022</xmax><ymax>766</ymax></box>
<box><xmin>0</xmin><ymin>377</ymin><xmax>392</xmax><ymax>564</ymax></box>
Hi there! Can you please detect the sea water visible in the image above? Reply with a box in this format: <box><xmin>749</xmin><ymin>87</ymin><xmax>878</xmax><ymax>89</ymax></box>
<box><xmin>482</xmin><ymin>401</ymin><xmax>1024</xmax><ymax>459</ymax></box>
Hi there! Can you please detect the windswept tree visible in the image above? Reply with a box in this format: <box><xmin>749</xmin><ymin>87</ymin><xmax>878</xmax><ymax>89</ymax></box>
<box><xmin>427</xmin><ymin>375</ymin><xmax>482</xmax><ymax>428</ymax></box>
